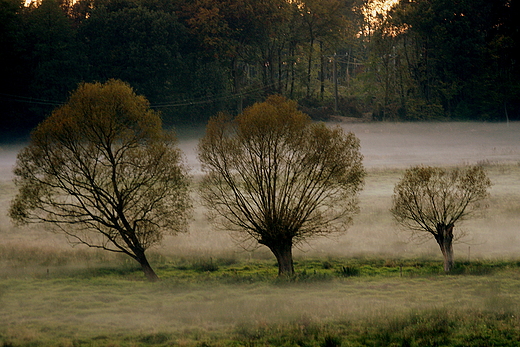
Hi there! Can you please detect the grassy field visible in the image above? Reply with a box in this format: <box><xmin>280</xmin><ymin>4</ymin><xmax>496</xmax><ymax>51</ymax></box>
<box><xmin>1</xmin><ymin>258</ymin><xmax>520</xmax><ymax>346</ymax></box>
<box><xmin>1</xmin><ymin>162</ymin><xmax>520</xmax><ymax>346</ymax></box>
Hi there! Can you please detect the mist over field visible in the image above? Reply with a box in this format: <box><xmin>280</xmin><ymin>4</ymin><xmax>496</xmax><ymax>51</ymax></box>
<box><xmin>176</xmin><ymin>121</ymin><xmax>520</xmax><ymax>174</ymax></box>
<box><xmin>3</xmin><ymin>121</ymin><xmax>518</xmax><ymax>177</ymax></box>
<box><xmin>167</xmin><ymin>121</ymin><xmax>520</xmax><ymax>261</ymax></box>
<box><xmin>2</xmin><ymin>121</ymin><xmax>519</xmax><ymax>262</ymax></box>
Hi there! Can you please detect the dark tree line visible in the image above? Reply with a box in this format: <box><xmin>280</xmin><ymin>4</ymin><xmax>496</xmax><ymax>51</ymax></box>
<box><xmin>1</xmin><ymin>0</ymin><xmax>519</xmax><ymax>137</ymax></box>
<box><xmin>368</xmin><ymin>0</ymin><xmax>520</xmax><ymax>121</ymax></box>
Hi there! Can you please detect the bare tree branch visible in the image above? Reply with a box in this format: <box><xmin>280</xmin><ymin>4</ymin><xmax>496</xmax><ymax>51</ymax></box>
<box><xmin>391</xmin><ymin>165</ymin><xmax>491</xmax><ymax>272</ymax></box>
<box><xmin>10</xmin><ymin>80</ymin><xmax>191</xmax><ymax>281</ymax></box>
<box><xmin>198</xmin><ymin>95</ymin><xmax>365</xmax><ymax>275</ymax></box>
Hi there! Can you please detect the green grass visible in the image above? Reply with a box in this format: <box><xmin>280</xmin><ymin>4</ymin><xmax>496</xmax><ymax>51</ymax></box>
<box><xmin>39</xmin><ymin>255</ymin><xmax>513</xmax><ymax>284</ymax></box>
<box><xmin>4</xmin><ymin>308</ymin><xmax>518</xmax><ymax>346</ymax></box>
<box><xmin>2</xmin><ymin>258</ymin><xmax>520</xmax><ymax>346</ymax></box>
<box><xmin>154</xmin><ymin>256</ymin><xmax>520</xmax><ymax>282</ymax></box>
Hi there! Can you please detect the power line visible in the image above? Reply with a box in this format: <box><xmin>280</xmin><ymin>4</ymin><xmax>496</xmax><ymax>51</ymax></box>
<box><xmin>150</xmin><ymin>81</ymin><xmax>284</xmax><ymax>109</ymax></box>
<box><xmin>0</xmin><ymin>88</ymin><xmax>252</xmax><ymax>109</ymax></box>
<box><xmin>150</xmin><ymin>67</ymin><xmax>311</xmax><ymax>109</ymax></box>
<box><xmin>0</xmin><ymin>92</ymin><xmax>65</xmax><ymax>106</ymax></box>
<box><xmin>0</xmin><ymin>81</ymin><xmax>282</xmax><ymax>109</ymax></box>
<box><xmin>0</xmin><ymin>68</ymin><xmax>310</xmax><ymax>109</ymax></box>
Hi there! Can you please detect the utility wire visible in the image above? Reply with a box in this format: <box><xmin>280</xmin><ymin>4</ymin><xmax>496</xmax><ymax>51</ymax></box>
<box><xmin>0</xmin><ymin>66</ymin><xmax>311</xmax><ymax>109</ymax></box>
<box><xmin>0</xmin><ymin>86</ymin><xmax>263</xmax><ymax>109</ymax></box>
<box><xmin>151</xmin><ymin>79</ymin><xmax>287</xmax><ymax>108</ymax></box>
<box><xmin>0</xmin><ymin>92</ymin><xmax>65</xmax><ymax>106</ymax></box>
<box><xmin>151</xmin><ymin>66</ymin><xmax>312</xmax><ymax>108</ymax></box>
<box><xmin>0</xmin><ymin>79</ymin><xmax>283</xmax><ymax>109</ymax></box>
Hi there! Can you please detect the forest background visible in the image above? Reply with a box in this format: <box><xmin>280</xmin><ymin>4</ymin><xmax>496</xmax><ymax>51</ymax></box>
<box><xmin>1</xmin><ymin>0</ymin><xmax>519</xmax><ymax>138</ymax></box>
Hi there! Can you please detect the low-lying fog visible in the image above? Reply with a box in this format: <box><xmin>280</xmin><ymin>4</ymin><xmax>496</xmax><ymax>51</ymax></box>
<box><xmin>175</xmin><ymin>121</ymin><xmax>520</xmax><ymax>174</ymax></box>
<box><xmin>2</xmin><ymin>121</ymin><xmax>518</xmax><ymax>177</ymax></box>
<box><xmin>1</xmin><ymin>121</ymin><xmax>519</xmax><ymax>261</ymax></box>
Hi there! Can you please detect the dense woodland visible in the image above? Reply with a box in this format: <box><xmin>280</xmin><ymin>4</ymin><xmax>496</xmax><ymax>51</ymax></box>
<box><xmin>1</xmin><ymin>0</ymin><xmax>519</xmax><ymax>136</ymax></box>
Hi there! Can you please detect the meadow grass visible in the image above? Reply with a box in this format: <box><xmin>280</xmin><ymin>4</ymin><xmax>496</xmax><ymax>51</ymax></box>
<box><xmin>1</xmin><ymin>163</ymin><xmax>520</xmax><ymax>346</ymax></box>
<box><xmin>1</xmin><ymin>257</ymin><xmax>520</xmax><ymax>346</ymax></box>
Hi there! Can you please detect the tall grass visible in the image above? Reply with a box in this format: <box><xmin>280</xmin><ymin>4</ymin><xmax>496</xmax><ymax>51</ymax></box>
<box><xmin>1</xmin><ymin>164</ymin><xmax>520</xmax><ymax>346</ymax></box>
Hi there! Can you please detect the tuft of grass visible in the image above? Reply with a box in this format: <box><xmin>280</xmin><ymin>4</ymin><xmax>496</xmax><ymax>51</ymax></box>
<box><xmin>137</xmin><ymin>332</ymin><xmax>171</xmax><ymax>344</ymax></box>
<box><xmin>321</xmin><ymin>334</ymin><xmax>342</xmax><ymax>347</ymax></box>
<box><xmin>193</xmin><ymin>258</ymin><xmax>220</xmax><ymax>272</ymax></box>
<box><xmin>231</xmin><ymin>309</ymin><xmax>520</xmax><ymax>347</ymax></box>
<box><xmin>322</xmin><ymin>260</ymin><xmax>334</xmax><ymax>269</ymax></box>
<box><xmin>337</xmin><ymin>265</ymin><xmax>360</xmax><ymax>277</ymax></box>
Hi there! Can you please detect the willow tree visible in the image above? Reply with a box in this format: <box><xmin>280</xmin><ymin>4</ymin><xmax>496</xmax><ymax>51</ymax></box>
<box><xmin>198</xmin><ymin>95</ymin><xmax>365</xmax><ymax>276</ymax></box>
<box><xmin>391</xmin><ymin>165</ymin><xmax>491</xmax><ymax>273</ymax></box>
<box><xmin>9</xmin><ymin>79</ymin><xmax>191</xmax><ymax>281</ymax></box>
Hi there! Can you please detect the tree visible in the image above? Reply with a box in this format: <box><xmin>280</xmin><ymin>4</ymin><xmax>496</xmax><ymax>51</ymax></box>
<box><xmin>198</xmin><ymin>95</ymin><xmax>365</xmax><ymax>276</ymax></box>
<box><xmin>1</xmin><ymin>0</ymin><xmax>85</xmax><ymax>134</ymax></box>
<box><xmin>298</xmin><ymin>0</ymin><xmax>348</xmax><ymax>98</ymax></box>
<box><xmin>80</xmin><ymin>3</ymin><xmax>187</xmax><ymax>104</ymax></box>
<box><xmin>20</xmin><ymin>0</ymin><xmax>82</xmax><ymax>100</ymax></box>
<box><xmin>0</xmin><ymin>0</ymin><xmax>26</xmax><ymax>134</ymax></box>
<box><xmin>391</xmin><ymin>165</ymin><xmax>491</xmax><ymax>273</ymax></box>
<box><xmin>380</xmin><ymin>0</ymin><xmax>520</xmax><ymax>120</ymax></box>
<box><xmin>9</xmin><ymin>79</ymin><xmax>191</xmax><ymax>281</ymax></box>
<box><xmin>178</xmin><ymin>0</ymin><xmax>289</xmax><ymax>112</ymax></box>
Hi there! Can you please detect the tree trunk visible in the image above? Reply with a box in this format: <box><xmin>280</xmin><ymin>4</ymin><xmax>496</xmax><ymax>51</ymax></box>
<box><xmin>435</xmin><ymin>224</ymin><xmax>454</xmax><ymax>273</ymax></box>
<box><xmin>268</xmin><ymin>242</ymin><xmax>294</xmax><ymax>277</ymax></box>
<box><xmin>319</xmin><ymin>41</ymin><xmax>324</xmax><ymax>100</ymax></box>
<box><xmin>232</xmin><ymin>58</ymin><xmax>243</xmax><ymax>114</ymax></box>
<box><xmin>289</xmin><ymin>43</ymin><xmax>296</xmax><ymax>98</ymax></box>
<box><xmin>306</xmin><ymin>34</ymin><xmax>314</xmax><ymax>98</ymax></box>
<box><xmin>135</xmin><ymin>250</ymin><xmax>159</xmax><ymax>282</ymax></box>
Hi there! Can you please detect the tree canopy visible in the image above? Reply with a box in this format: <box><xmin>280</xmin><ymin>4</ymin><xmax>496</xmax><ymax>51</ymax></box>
<box><xmin>9</xmin><ymin>79</ymin><xmax>191</xmax><ymax>281</ymax></box>
<box><xmin>198</xmin><ymin>95</ymin><xmax>365</xmax><ymax>275</ymax></box>
<box><xmin>1</xmin><ymin>0</ymin><xmax>519</xmax><ymax>136</ymax></box>
<box><xmin>370</xmin><ymin>0</ymin><xmax>520</xmax><ymax>121</ymax></box>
